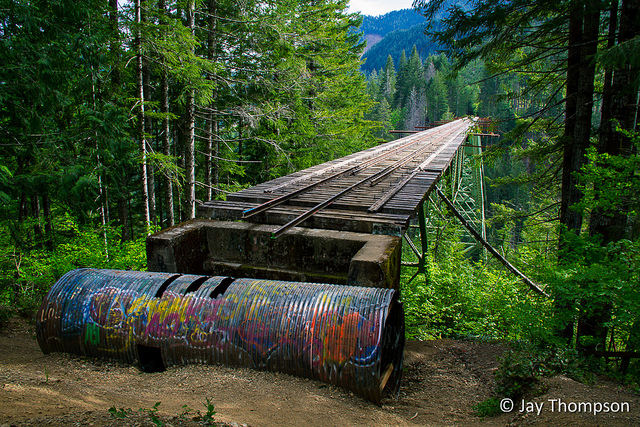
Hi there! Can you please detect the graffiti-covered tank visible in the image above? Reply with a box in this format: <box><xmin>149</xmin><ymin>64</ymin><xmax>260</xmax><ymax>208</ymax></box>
<box><xmin>36</xmin><ymin>269</ymin><xmax>404</xmax><ymax>404</ymax></box>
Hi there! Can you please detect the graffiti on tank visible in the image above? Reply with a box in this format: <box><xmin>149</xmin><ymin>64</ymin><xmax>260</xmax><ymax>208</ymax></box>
<box><xmin>37</xmin><ymin>270</ymin><xmax>404</xmax><ymax>405</ymax></box>
<box><xmin>85</xmin><ymin>322</ymin><xmax>100</xmax><ymax>345</ymax></box>
<box><xmin>55</xmin><ymin>283</ymin><xmax>387</xmax><ymax>371</ymax></box>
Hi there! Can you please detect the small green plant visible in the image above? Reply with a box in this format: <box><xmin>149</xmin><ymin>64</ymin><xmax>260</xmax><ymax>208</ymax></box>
<box><xmin>202</xmin><ymin>397</ymin><xmax>217</xmax><ymax>422</ymax></box>
<box><xmin>180</xmin><ymin>404</ymin><xmax>195</xmax><ymax>420</ymax></box>
<box><xmin>139</xmin><ymin>402</ymin><xmax>164</xmax><ymax>426</ymax></box>
<box><xmin>473</xmin><ymin>396</ymin><xmax>502</xmax><ymax>418</ymax></box>
<box><xmin>112</xmin><ymin>400</ymin><xmax>214</xmax><ymax>425</ymax></box>
<box><xmin>190</xmin><ymin>398</ymin><xmax>216</xmax><ymax>425</ymax></box>
<box><xmin>495</xmin><ymin>350</ymin><xmax>542</xmax><ymax>399</ymax></box>
<box><xmin>108</xmin><ymin>406</ymin><xmax>132</xmax><ymax>419</ymax></box>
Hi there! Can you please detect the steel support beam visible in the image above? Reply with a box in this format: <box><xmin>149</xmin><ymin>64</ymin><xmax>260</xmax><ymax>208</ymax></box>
<box><xmin>402</xmin><ymin>133</ymin><xmax>488</xmax><ymax>281</ymax></box>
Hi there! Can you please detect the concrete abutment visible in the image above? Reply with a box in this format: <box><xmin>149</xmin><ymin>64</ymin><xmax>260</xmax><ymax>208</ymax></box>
<box><xmin>146</xmin><ymin>218</ymin><xmax>402</xmax><ymax>289</ymax></box>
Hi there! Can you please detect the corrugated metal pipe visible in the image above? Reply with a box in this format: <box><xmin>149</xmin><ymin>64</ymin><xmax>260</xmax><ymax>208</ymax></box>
<box><xmin>36</xmin><ymin>269</ymin><xmax>404</xmax><ymax>404</ymax></box>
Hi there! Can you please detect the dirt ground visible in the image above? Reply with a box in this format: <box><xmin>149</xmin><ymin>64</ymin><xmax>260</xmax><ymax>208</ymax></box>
<box><xmin>1</xmin><ymin>317</ymin><xmax>639</xmax><ymax>427</ymax></box>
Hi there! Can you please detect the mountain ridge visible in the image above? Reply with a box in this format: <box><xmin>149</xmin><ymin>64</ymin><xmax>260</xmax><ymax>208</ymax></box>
<box><xmin>356</xmin><ymin>2</ymin><xmax>470</xmax><ymax>73</ymax></box>
<box><xmin>359</xmin><ymin>9</ymin><xmax>426</xmax><ymax>54</ymax></box>
<box><xmin>358</xmin><ymin>9</ymin><xmax>438</xmax><ymax>74</ymax></box>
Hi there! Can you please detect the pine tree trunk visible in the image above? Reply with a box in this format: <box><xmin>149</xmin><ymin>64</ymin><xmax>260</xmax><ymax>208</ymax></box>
<box><xmin>118</xmin><ymin>197</ymin><xmax>131</xmax><ymax>242</ymax></box>
<box><xmin>42</xmin><ymin>192</ymin><xmax>52</xmax><ymax>235</ymax></box>
<box><xmin>559</xmin><ymin>0</ymin><xmax>585</xmax><ymax>237</ymax></box>
<box><xmin>14</xmin><ymin>156</ymin><xmax>25</xmax><ymax>229</ymax></box>
<box><xmin>590</xmin><ymin>0</ymin><xmax>620</xmax><ymax>241</ymax></box>
<box><xmin>559</xmin><ymin>0</ymin><xmax>599</xmax><ymax>232</ymax></box>
<box><xmin>142</xmin><ymin>6</ymin><xmax>156</xmax><ymax>228</ymax></box>
<box><xmin>597</xmin><ymin>0</ymin><xmax>618</xmax><ymax>155</ymax></box>
<box><xmin>108</xmin><ymin>0</ymin><xmax>125</xmax><ymax>238</ymax></box>
<box><xmin>213</xmin><ymin>120</ymin><xmax>219</xmax><ymax>191</ymax></box>
<box><xmin>18</xmin><ymin>192</ymin><xmax>27</xmax><ymax>223</ymax></box>
<box><xmin>205</xmin><ymin>116</ymin><xmax>213</xmax><ymax>201</ymax></box>
<box><xmin>32</xmin><ymin>194</ymin><xmax>42</xmax><ymax>241</ymax></box>
<box><xmin>612</xmin><ymin>0</ymin><xmax>640</xmax><ymax>139</ymax></box>
<box><xmin>591</xmin><ymin>0</ymin><xmax>640</xmax><ymax>242</ymax></box>
<box><xmin>184</xmin><ymin>0</ymin><xmax>196</xmax><ymax>219</ymax></box>
<box><xmin>148</xmin><ymin>147</ymin><xmax>156</xmax><ymax>226</ymax></box>
<box><xmin>162</xmin><ymin>70</ymin><xmax>174</xmax><ymax>227</ymax></box>
<box><xmin>136</xmin><ymin>0</ymin><xmax>151</xmax><ymax>233</ymax></box>
<box><xmin>98</xmin><ymin>164</ymin><xmax>109</xmax><ymax>258</ymax></box>
<box><xmin>590</xmin><ymin>0</ymin><xmax>640</xmax><ymax>359</ymax></box>
<box><xmin>177</xmin><ymin>123</ymin><xmax>185</xmax><ymax>223</ymax></box>
<box><xmin>158</xmin><ymin>0</ymin><xmax>174</xmax><ymax>227</ymax></box>
<box><xmin>108</xmin><ymin>0</ymin><xmax>120</xmax><ymax>87</ymax></box>
<box><xmin>568</xmin><ymin>0</ymin><xmax>609</xmax><ymax>355</ymax></box>
<box><xmin>205</xmin><ymin>0</ymin><xmax>217</xmax><ymax>201</ymax></box>
<box><xmin>557</xmin><ymin>0</ymin><xmax>600</xmax><ymax>344</ymax></box>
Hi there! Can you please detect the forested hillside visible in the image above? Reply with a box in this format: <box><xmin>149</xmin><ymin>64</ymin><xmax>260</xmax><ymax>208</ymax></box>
<box><xmin>357</xmin><ymin>8</ymin><xmax>425</xmax><ymax>58</ymax></box>
<box><xmin>361</xmin><ymin>23</ymin><xmax>442</xmax><ymax>74</ymax></box>
<box><xmin>358</xmin><ymin>2</ymin><xmax>470</xmax><ymax>73</ymax></box>
<box><xmin>364</xmin><ymin>49</ymin><xmax>484</xmax><ymax>138</ymax></box>
<box><xmin>359</xmin><ymin>8</ymin><xmax>425</xmax><ymax>36</ymax></box>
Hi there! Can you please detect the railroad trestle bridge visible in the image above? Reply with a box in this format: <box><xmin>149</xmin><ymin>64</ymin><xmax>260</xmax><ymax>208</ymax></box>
<box><xmin>149</xmin><ymin>117</ymin><xmax>487</xmax><ymax>287</ymax></box>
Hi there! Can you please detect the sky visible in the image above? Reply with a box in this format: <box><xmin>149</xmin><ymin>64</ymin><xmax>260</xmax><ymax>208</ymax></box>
<box><xmin>347</xmin><ymin>0</ymin><xmax>415</xmax><ymax>16</ymax></box>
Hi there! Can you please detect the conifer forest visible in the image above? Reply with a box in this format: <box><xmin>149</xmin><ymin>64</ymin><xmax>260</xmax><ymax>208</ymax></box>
<box><xmin>1</xmin><ymin>0</ymin><xmax>640</xmax><ymax>394</ymax></box>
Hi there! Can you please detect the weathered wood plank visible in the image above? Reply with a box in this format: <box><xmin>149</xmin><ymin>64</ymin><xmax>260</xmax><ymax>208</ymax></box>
<box><xmin>198</xmin><ymin>118</ymin><xmax>475</xmax><ymax>232</ymax></box>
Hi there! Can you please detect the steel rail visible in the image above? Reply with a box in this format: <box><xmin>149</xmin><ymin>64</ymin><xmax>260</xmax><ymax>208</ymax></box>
<box><xmin>263</xmin><ymin>124</ymin><xmax>450</xmax><ymax>194</ymax></box>
<box><xmin>353</xmin><ymin>122</ymin><xmax>466</xmax><ymax>180</ymax></box>
<box><xmin>243</xmin><ymin>122</ymin><xmax>462</xmax><ymax>219</ymax></box>
<box><xmin>268</xmin><ymin>123</ymin><xmax>464</xmax><ymax>239</ymax></box>
<box><xmin>242</xmin><ymin>166</ymin><xmax>357</xmax><ymax>218</ymax></box>
<box><xmin>271</xmin><ymin>171</ymin><xmax>381</xmax><ymax>238</ymax></box>
<box><xmin>368</xmin><ymin>122</ymin><xmax>471</xmax><ymax>213</ymax></box>
<box><xmin>350</xmin><ymin>120</ymin><xmax>466</xmax><ymax>177</ymax></box>
<box><xmin>369</xmin><ymin>130</ymin><xmax>456</xmax><ymax>187</ymax></box>
<box><xmin>347</xmin><ymin>133</ymin><xmax>433</xmax><ymax>175</ymax></box>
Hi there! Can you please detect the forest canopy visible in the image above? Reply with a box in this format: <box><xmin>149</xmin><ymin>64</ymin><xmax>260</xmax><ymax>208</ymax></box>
<box><xmin>0</xmin><ymin>1</ymin><xmax>376</xmax><ymax>234</ymax></box>
<box><xmin>0</xmin><ymin>0</ymin><xmax>377</xmax><ymax>313</ymax></box>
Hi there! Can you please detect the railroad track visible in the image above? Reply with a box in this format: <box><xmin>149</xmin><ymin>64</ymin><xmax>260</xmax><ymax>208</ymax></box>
<box><xmin>198</xmin><ymin>118</ymin><xmax>475</xmax><ymax>236</ymax></box>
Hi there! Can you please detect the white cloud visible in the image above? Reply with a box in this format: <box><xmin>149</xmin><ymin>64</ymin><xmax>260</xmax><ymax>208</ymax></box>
<box><xmin>347</xmin><ymin>0</ymin><xmax>416</xmax><ymax>16</ymax></box>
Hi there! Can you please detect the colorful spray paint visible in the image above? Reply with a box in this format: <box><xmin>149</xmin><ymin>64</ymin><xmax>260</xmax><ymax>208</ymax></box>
<box><xmin>37</xmin><ymin>269</ymin><xmax>404</xmax><ymax>404</ymax></box>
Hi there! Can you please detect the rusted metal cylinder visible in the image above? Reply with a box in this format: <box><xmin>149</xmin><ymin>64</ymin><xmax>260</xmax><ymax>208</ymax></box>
<box><xmin>36</xmin><ymin>269</ymin><xmax>404</xmax><ymax>404</ymax></box>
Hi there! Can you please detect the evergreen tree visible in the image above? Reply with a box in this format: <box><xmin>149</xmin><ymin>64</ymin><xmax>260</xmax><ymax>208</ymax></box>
<box><xmin>0</xmin><ymin>0</ymin><xmax>129</xmax><ymax>244</ymax></box>
<box><xmin>404</xmin><ymin>86</ymin><xmax>427</xmax><ymax>130</ymax></box>
<box><xmin>415</xmin><ymin>0</ymin><xmax>640</xmax><ymax>354</ymax></box>
<box><xmin>425</xmin><ymin>71</ymin><xmax>449</xmax><ymax>121</ymax></box>
<box><xmin>380</xmin><ymin>55</ymin><xmax>397</xmax><ymax>105</ymax></box>
<box><xmin>393</xmin><ymin>49</ymin><xmax>409</xmax><ymax>109</ymax></box>
<box><xmin>406</xmin><ymin>45</ymin><xmax>424</xmax><ymax>93</ymax></box>
<box><xmin>134</xmin><ymin>0</ymin><xmax>151</xmax><ymax>232</ymax></box>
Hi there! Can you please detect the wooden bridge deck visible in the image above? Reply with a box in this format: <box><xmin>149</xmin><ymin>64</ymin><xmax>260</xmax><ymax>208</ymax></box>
<box><xmin>198</xmin><ymin>118</ymin><xmax>474</xmax><ymax>235</ymax></box>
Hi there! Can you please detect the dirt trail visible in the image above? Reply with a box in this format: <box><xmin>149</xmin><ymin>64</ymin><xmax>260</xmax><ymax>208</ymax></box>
<box><xmin>1</xmin><ymin>318</ymin><xmax>638</xmax><ymax>426</ymax></box>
